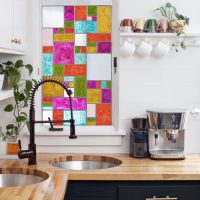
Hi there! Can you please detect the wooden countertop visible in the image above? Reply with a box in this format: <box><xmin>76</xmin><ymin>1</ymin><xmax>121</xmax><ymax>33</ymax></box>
<box><xmin>1</xmin><ymin>153</ymin><xmax>200</xmax><ymax>200</ymax></box>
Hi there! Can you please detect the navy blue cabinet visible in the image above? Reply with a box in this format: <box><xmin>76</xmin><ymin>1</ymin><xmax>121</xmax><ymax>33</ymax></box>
<box><xmin>65</xmin><ymin>181</ymin><xmax>200</xmax><ymax>200</ymax></box>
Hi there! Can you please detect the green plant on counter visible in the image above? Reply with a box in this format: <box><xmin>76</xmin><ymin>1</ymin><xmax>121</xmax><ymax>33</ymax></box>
<box><xmin>2</xmin><ymin>60</ymin><xmax>34</xmax><ymax>140</ymax></box>
<box><xmin>154</xmin><ymin>2</ymin><xmax>190</xmax><ymax>52</ymax></box>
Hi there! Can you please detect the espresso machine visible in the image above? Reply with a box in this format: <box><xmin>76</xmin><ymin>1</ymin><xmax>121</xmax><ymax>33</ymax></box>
<box><xmin>147</xmin><ymin>109</ymin><xmax>188</xmax><ymax>160</ymax></box>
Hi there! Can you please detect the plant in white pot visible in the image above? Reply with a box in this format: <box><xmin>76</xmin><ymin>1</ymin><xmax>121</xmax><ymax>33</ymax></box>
<box><xmin>0</xmin><ymin>64</ymin><xmax>7</xmax><ymax>90</ymax></box>
<box><xmin>154</xmin><ymin>2</ymin><xmax>190</xmax><ymax>52</ymax></box>
<box><xmin>2</xmin><ymin>60</ymin><xmax>33</xmax><ymax>154</ymax></box>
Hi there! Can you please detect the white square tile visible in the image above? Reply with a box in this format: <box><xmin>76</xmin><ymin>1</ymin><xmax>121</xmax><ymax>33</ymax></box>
<box><xmin>64</xmin><ymin>88</ymin><xmax>74</xmax><ymax>97</ymax></box>
<box><xmin>75</xmin><ymin>34</ymin><xmax>87</xmax><ymax>46</ymax></box>
<box><xmin>43</xmin><ymin>110</ymin><xmax>52</xmax><ymax>121</ymax></box>
<box><xmin>87</xmin><ymin>104</ymin><xmax>96</xmax><ymax>117</ymax></box>
<box><xmin>42</xmin><ymin>29</ymin><xmax>53</xmax><ymax>46</ymax></box>
<box><xmin>87</xmin><ymin>54</ymin><xmax>111</xmax><ymax>80</ymax></box>
<box><xmin>87</xmin><ymin>16</ymin><xmax>92</xmax><ymax>21</ymax></box>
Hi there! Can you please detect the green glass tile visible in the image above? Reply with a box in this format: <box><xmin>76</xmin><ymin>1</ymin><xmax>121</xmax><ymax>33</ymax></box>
<box><xmin>87</xmin><ymin>42</ymin><xmax>96</xmax><ymax>47</ymax></box>
<box><xmin>53</xmin><ymin>65</ymin><xmax>64</xmax><ymax>76</ymax></box>
<box><xmin>75</xmin><ymin>77</ymin><xmax>86</xmax><ymax>97</ymax></box>
<box><xmin>75</xmin><ymin>46</ymin><xmax>81</xmax><ymax>53</ymax></box>
<box><xmin>107</xmin><ymin>81</ymin><xmax>112</xmax><ymax>89</ymax></box>
<box><xmin>59</xmin><ymin>28</ymin><xmax>64</xmax><ymax>33</ymax></box>
<box><xmin>87</xmin><ymin>118</ymin><xmax>96</xmax><ymax>122</ymax></box>
<box><xmin>64</xmin><ymin>21</ymin><xmax>74</xmax><ymax>28</ymax></box>
<box><xmin>88</xmin><ymin>6</ymin><xmax>97</xmax><ymax>16</ymax></box>
<box><xmin>43</xmin><ymin>102</ymin><xmax>52</xmax><ymax>107</ymax></box>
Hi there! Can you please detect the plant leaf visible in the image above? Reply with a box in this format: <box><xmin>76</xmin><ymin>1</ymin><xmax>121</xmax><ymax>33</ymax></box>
<box><xmin>19</xmin><ymin>93</ymin><xmax>25</xmax><ymax>101</ymax></box>
<box><xmin>25</xmin><ymin>80</ymin><xmax>32</xmax><ymax>92</ymax></box>
<box><xmin>16</xmin><ymin>115</ymin><xmax>27</xmax><ymax>122</ymax></box>
<box><xmin>26</xmin><ymin>121</ymin><xmax>30</xmax><ymax>133</ymax></box>
<box><xmin>3</xmin><ymin>61</ymin><xmax>13</xmax><ymax>66</ymax></box>
<box><xmin>4</xmin><ymin>104</ymin><xmax>14</xmax><ymax>112</ymax></box>
<box><xmin>181</xmin><ymin>41</ymin><xmax>186</xmax><ymax>49</ymax></box>
<box><xmin>6</xmin><ymin>124</ymin><xmax>14</xmax><ymax>130</ymax></box>
<box><xmin>15</xmin><ymin>60</ymin><xmax>24</xmax><ymax>68</ymax></box>
<box><xmin>7</xmin><ymin>67</ymin><xmax>21</xmax><ymax>87</ymax></box>
<box><xmin>21</xmin><ymin>112</ymin><xmax>27</xmax><ymax>117</ymax></box>
<box><xmin>166</xmin><ymin>2</ymin><xmax>172</xmax><ymax>8</ymax></box>
<box><xmin>25</xmin><ymin>64</ymin><xmax>33</xmax><ymax>76</ymax></box>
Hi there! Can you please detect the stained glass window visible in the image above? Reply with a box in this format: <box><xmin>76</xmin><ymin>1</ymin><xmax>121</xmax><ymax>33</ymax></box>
<box><xmin>42</xmin><ymin>3</ymin><xmax>112</xmax><ymax>126</ymax></box>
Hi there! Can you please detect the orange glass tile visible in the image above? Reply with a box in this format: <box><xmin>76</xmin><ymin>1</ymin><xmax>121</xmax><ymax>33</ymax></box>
<box><xmin>75</xmin><ymin>6</ymin><xmax>86</xmax><ymax>20</ymax></box>
<box><xmin>64</xmin><ymin>65</ymin><xmax>86</xmax><ymax>76</ymax></box>
<box><xmin>96</xmin><ymin>81</ymin><xmax>101</xmax><ymax>89</ymax></box>
<box><xmin>81</xmin><ymin>46</ymin><xmax>86</xmax><ymax>53</ymax></box>
<box><xmin>96</xmin><ymin>104</ymin><xmax>111</xmax><ymax>125</ymax></box>
<box><xmin>53</xmin><ymin>110</ymin><xmax>63</xmax><ymax>126</ymax></box>
<box><xmin>43</xmin><ymin>46</ymin><xmax>53</xmax><ymax>53</ymax></box>
<box><xmin>65</xmin><ymin>28</ymin><xmax>74</xmax><ymax>33</ymax></box>
<box><xmin>43</xmin><ymin>97</ymin><xmax>52</xmax><ymax>102</ymax></box>
<box><xmin>87</xmin><ymin>34</ymin><xmax>111</xmax><ymax>42</ymax></box>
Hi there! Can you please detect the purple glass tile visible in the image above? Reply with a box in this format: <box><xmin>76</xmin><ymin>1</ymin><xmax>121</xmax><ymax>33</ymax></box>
<box><xmin>54</xmin><ymin>28</ymin><xmax>59</xmax><ymax>34</ymax></box>
<box><xmin>98</xmin><ymin>42</ymin><xmax>111</xmax><ymax>53</ymax></box>
<box><xmin>64</xmin><ymin>6</ymin><xmax>74</xmax><ymax>20</ymax></box>
<box><xmin>64</xmin><ymin>82</ymin><xmax>69</xmax><ymax>87</ymax></box>
<box><xmin>53</xmin><ymin>98</ymin><xmax>86</xmax><ymax>110</ymax></box>
<box><xmin>92</xmin><ymin>16</ymin><xmax>97</xmax><ymax>21</ymax></box>
<box><xmin>53</xmin><ymin>42</ymin><xmax>74</xmax><ymax>64</ymax></box>
<box><xmin>102</xmin><ymin>89</ymin><xmax>111</xmax><ymax>103</ymax></box>
<box><xmin>87</xmin><ymin>81</ymin><xmax>96</xmax><ymax>89</ymax></box>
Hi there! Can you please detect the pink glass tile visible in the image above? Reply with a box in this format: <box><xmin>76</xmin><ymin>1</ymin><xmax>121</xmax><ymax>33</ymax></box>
<box><xmin>53</xmin><ymin>98</ymin><xmax>86</xmax><ymax>110</ymax></box>
<box><xmin>53</xmin><ymin>42</ymin><xmax>74</xmax><ymax>64</ymax></box>
<box><xmin>64</xmin><ymin>6</ymin><xmax>74</xmax><ymax>20</ymax></box>
<box><xmin>54</xmin><ymin>28</ymin><xmax>59</xmax><ymax>34</ymax></box>
<box><xmin>87</xmin><ymin>81</ymin><xmax>96</xmax><ymax>88</ymax></box>
<box><xmin>102</xmin><ymin>89</ymin><xmax>111</xmax><ymax>103</ymax></box>
<box><xmin>97</xmin><ymin>42</ymin><xmax>111</xmax><ymax>53</ymax></box>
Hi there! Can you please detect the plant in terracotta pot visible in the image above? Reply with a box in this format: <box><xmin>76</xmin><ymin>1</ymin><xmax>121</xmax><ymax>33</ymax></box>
<box><xmin>154</xmin><ymin>2</ymin><xmax>190</xmax><ymax>52</ymax></box>
<box><xmin>2</xmin><ymin>60</ymin><xmax>33</xmax><ymax>154</ymax></box>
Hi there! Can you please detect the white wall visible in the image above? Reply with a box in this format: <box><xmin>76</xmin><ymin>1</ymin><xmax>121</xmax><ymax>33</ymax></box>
<box><xmin>1</xmin><ymin>0</ymin><xmax>200</xmax><ymax>154</ymax></box>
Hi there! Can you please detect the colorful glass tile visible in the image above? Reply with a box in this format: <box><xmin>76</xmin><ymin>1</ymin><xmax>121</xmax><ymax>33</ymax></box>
<box><xmin>65</xmin><ymin>28</ymin><xmax>74</xmax><ymax>33</ymax></box>
<box><xmin>96</xmin><ymin>104</ymin><xmax>111</xmax><ymax>125</ymax></box>
<box><xmin>69</xmin><ymin>82</ymin><xmax>74</xmax><ymax>88</ymax></box>
<box><xmin>87</xmin><ymin>42</ymin><xmax>96</xmax><ymax>47</ymax></box>
<box><xmin>87</xmin><ymin>16</ymin><xmax>93</xmax><ymax>21</ymax></box>
<box><xmin>75</xmin><ymin>46</ymin><xmax>81</xmax><ymax>53</ymax></box>
<box><xmin>53</xmin><ymin>110</ymin><xmax>63</xmax><ymax>125</ymax></box>
<box><xmin>64</xmin><ymin>21</ymin><xmax>74</xmax><ymax>28</ymax></box>
<box><xmin>87</xmin><ymin>81</ymin><xmax>96</xmax><ymax>89</ymax></box>
<box><xmin>81</xmin><ymin>47</ymin><xmax>86</xmax><ymax>53</ymax></box>
<box><xmin>64</xmin><ymin>111</ymin><xmax>86</xmax><ymax>126</ymax></box>
<box><xmin>75</xmin><ymin>77</ymin><xmax>86</xmax><ymax>97</ymax></box>
<box><xmin>75</xmin><ymin>34</ymin><xmax>87</xmax><ymax>46</ymax></box>
<box><xmin>92</xmin><ymin>16</ymin><xmax>97</xmax><ymax>21</ymax></box>
<box><xmin>42</xmin><ymin>54</ymin><xmax>53</xmax><ymax>76</ymax></box>
<box><xmin>43</xmin><ymin>97</ymin><xmax>53</xmax><ymax>107</ymax></box>
<box><xmin>87</xmin><ymin>21</ymin><xmax>97</xmax><ymax>33</ymax></box>
<box><xmin>75</xmin><ymin>54</ymin><xmax>86</xmax><ymax>64</ymax></box>
<box><xmin>87</xmin><ymin>89</ymin><xmax>101</xmax><ymax>103</ymax></box>
<box><xmin>107</xmin><ymin>81</ymin><xmax>112</xmax><ymax>89</ymax></box>
<box><xmin>64</xmin><ymin>65</ymin><xmax>86</xmax><ymax>76</ymax></box>
<box><xmin>43</xmin><ymin>46</ymin><xmax>53</xmax><ymax>53</ymax></box>
<box><xmin>87</xmin><ymin>34</ymin><xmax>111</xmax><ymax>42</ymax></box>
<box><xmin>75</xmin><ymin>21</ymin><xmax>87</xmax><ymax>33</ymax></box>
<box><xmin>96</xmin><ymin>81</ymin><xmax>101</xmax><ymax>89</ymax></box>
<box><xmin>53</xmin><ymin>42</ymin><xmax>74</xmax><ymax>64</ymax></box>
<box><xmin>64</xmin><ymin>6</ymin><xmax>74</xmax><ymax>20</ymax></box>
<box><xmin>88</xmin><ymin>6</ymin><xmax>97</xmax><ymax>16</ymax></box>
<box><xmin>102</xmin><ymin>81</ymin><xmax>107</xmax><ymax>89</ymax></box>
<box><xmin>42</xmin><ymin>29</ymin><xmax>53</xmax><ymax>46</ymax></box>
<box><xmin>97</xmin><ymin>6</ymin><xmax>111</xmax><ymax>33</ymax></box>
<box><xmin>58</xmin><ymin>28</ymin><xmax>64</xmax><ymax>33</ymax></box>
<box><xmin>102</xmin><ymin>89</ymin><xmax>111</xmax><ymax>103</ymax></box>
<box><xmin>53</xmin><ymin>65</ymin><xmax>64</xmax><ymax>76</ymax></box>
<box><xmin>87</xmin><ymin>47</ymin><xmax>97</xmax><ymax>53</ymax></box>
<box><xmin>54</xmin><ymin>34</ymin><xmax>74</xmax><ymax>42</ymax></box>
<box><xmin>87</xmin><ymin>118</ymin><xmax>96</xmax><ymax>125</ymax></box>
<box><xmin>87</xmin><ymin>104</ymin><xmax>96</xmax><ymax>117</ymax></box>
<box><xmin>64</xmin><ymin>76</ymin><xmax>74</xmax><ymax>82</ymax></box>
<box><xmin>54</xmin><ymin>28</ymin><xmax>59</xmax><ymax>34</ymax></box>
<box><xmin>75</xmin><ymin>6</ymin><xmax>86</xmax><ymax>20</ymax></box>
<box><xmin>98</xmin><ymin>42</ymin><xmax>111</xmax><ymax>53</ymax></box>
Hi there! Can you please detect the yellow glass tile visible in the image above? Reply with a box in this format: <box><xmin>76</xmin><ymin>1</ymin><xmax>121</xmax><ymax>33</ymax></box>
<box><xmin>69</xmin><ymin>82</ymin><xmax>74</xmax><ymax>88</ymax></box>
<box><xmin>43</xmin><ymin>77</ymin><xmax>64</xmax><ymax>97</ymax></box>
<box><xmin>87</xmin><ymin>121</ymin><xmax>96</xmax><ymax>125</ymax></box>
<box><xmin>97</xmin><ymin>6</ymin><xmax>111</xmax><ymax>33</ymax></box>
<box><xmin>54</xmin><ymin>34</ymin><xmax>74</xmax><ymax>42</ymax></box>
<box><xmin>87</xmin><ymin>47</ymin><xmax>97</xmax><ymax>53</ymax></box>
<box><xmin>87</xmin><ymin>89</ymin><xmax>101</xmax><ymax>104</ymax></box>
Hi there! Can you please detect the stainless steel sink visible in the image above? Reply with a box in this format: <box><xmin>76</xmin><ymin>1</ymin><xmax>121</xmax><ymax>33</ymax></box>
<box><xmin>51</xmin><ymin>155</ymin><xmax>122</xmax><ymax>170</ymax></box>
<box><xmin>0</xmin><ymin>168</ymin><xmax>49</xmax><ymax>188</ymax></box>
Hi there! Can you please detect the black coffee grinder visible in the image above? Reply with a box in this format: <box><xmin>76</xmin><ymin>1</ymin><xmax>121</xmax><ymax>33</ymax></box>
<box><xmin>129</xmin><ymin>118</ymin><xmax>149</xmax><ymax>158</ymax></box>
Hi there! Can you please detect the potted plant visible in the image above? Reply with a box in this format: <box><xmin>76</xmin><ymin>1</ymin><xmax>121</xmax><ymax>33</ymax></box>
<box><xmin>2</xmin><ymin>60</ymin><xmax>33</xmax><ymax>154</ymax></box>
<box><xmin>0</xmin><ymin>63</ymin><xmax>8</xmax><ymax>90</ymax></box>
<box><xmin>154</xmin><ymin>2</ymin><xmax>190</xmax><ymax>52</ymax></box>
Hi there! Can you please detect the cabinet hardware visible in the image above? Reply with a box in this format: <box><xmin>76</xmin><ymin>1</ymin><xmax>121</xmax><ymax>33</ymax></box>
<box><xmin>17</xmin><ymin>39</ymin><xmax>21</xmax><ymax>44</ymax></box>
<box><xmin>11</xmin><ymin>38</ymin><xmax>17</xmax><ymax>43</ymax></box>
<box><xmin>146</xmin><ymin>196</ymin><xmax>177</xmax><ymax>200</ymax></box>
<box><xmin>114</xmin><ymin>57</ymin><xmax>118</xmax><ymax>74</ymax></box>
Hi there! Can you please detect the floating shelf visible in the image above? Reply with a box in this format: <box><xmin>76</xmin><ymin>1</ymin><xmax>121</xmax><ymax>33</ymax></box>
<box><xmin>0</xmin><ymin>90</ymin><xmax>13</xmax><ymax>101</ymax></box>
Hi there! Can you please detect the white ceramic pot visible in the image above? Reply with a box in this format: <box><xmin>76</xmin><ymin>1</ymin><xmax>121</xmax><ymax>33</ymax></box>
<box><xmin>0</xmin><ymin>74</ymin><xmax>5</xmax><ymax>90</ymax></box>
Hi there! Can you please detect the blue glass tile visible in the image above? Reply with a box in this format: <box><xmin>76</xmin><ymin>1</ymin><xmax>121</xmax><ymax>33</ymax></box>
<box><xmin>75</xmin><ymin>21</ymin><xmax>87</xmax><ymax>33</ymax></box>
<box><xmin>64</xmin><ymin>111</ymin><xmax>86</xmax><ymax>126</ymax></box>
<box><xmin>42</xmin><ymin>54</ymin><xmax>53</xmax><ymax>76</ymax></box>
<box><xmin>86</xmin><ymin>21</ymin><xmax>97</xmax><ymax>33</ymax></box>
<box><xmin>102</xmin><ymin>81</ymin><xmax>107</xmax><ymax>89</ymax></box>
<box><xmin>64</xmin><ymin>76</ymin><xmax>74</xmax><ymax>82</ymax></box>
<box><xmin>43</xmin><ymin>106</ymin><xmax>53</xmax><ymax>110</ymax></box>
<box><xmin>75</xmin><ymin>54</ymin><xmax>87</xmax><ymax>64</ymax></box>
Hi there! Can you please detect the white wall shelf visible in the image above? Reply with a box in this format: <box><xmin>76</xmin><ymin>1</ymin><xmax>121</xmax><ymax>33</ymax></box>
<box><xmin>0</xmin><ymin>90</ymin><xmax>13</xmax><ymax>101</ymax></box>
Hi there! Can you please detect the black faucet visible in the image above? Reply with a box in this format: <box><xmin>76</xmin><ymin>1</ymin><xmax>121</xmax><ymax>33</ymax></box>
<box><xmin>18</xmin><ymin>78</ymin><xmax>77</xmax><ymax>165</ymax></box>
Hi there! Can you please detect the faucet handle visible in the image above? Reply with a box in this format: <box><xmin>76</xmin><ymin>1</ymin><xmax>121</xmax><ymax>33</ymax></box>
<box><xmin>18</xmin><ymin>140</ymin><xmax>22</xmax><ymax>150</ymax></box>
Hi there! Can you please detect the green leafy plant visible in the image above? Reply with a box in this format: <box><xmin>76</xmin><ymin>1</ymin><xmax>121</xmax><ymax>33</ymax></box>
<box><xmin>2</xmin><ymin>60</ymin><xmax>33</xmax><ymax>139</ymax></box>
<box><xmin>154</xmin><ymin>2</ymin><xmax>190</xmax><ymax>52</ymax></box>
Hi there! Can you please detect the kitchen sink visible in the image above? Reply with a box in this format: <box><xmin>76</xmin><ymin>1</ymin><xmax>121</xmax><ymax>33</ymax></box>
<box><xmin>50</xmin><ymin>155</ymin><xmax>122</xmax><ymax>170</ymax></box>
<box><xmin>0</xmin><ymin>168</ymin><xmax>49</xmax><ymax>188</ymax></box>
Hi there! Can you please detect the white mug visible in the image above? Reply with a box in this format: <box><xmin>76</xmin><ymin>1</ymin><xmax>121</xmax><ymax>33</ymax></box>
<box><xmin>136</xmin><ymin>39</ymin><xmax>153</xmax><ymax>57</ymax></box>
<box><xmin>120</xmin><ymin>40</ymin><xmax>136</xmax><ymax>57</ymax></box>
<box><xmin>120</xmin><ymin>26</ymin><xmax>133</xmax><ymax>33</ymax></box>
<box><xmin>154</xmin><ymin>39</ymin><xmax>170</xmax><ymax>57</ymax></box>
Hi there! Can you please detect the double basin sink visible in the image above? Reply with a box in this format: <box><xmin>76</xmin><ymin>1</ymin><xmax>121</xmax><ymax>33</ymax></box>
<box><xmin>0</xmin><ymin>155</ymin><xmax>122</xmax><ymax>188</ymax></box>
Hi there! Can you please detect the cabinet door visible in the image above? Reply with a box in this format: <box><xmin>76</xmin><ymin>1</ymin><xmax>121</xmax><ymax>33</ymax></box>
<box><xmin>0</xmin><ymin>0</ymin><xmax>14</xmax><ymax>50</ymax></box>
<box><xmin>13</xmin><ymin>0</ymin><xmax>27</xmax><ymax>51</ymax></box>
<box><xmin>118</xmin><ymin>185</ymin><xmax>200</xmax><ymax>200</ymax></box>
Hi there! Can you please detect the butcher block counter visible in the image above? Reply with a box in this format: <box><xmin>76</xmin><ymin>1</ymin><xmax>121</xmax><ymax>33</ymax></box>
<box><xmin>1</xmin><ymin>153</ymin><xmax>200</xmax><ymax>200</ymax></box>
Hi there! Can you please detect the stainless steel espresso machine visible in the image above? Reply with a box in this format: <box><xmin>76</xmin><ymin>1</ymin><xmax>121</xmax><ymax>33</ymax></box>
<box><xmin>147</xmin><ymin>109</ymin><xmax>188</xmax><ymax>160</ymax></box>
